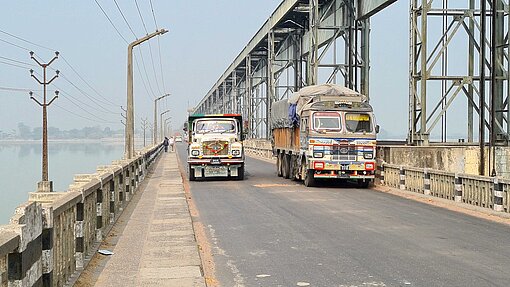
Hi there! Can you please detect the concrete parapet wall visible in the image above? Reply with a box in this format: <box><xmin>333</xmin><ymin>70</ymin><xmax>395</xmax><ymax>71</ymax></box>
<box><xmin>244</xmin><ymin>139</ymin><xmax>275</xmax><ymax>160</ymax></box>
<box><xmin>0</xmin><ymin>145</ymin><xmax>164</xmax><ymax>287</ymax></box>
<box><xmin>377</xmin><ymin>145</ymin><xmax>510</xmax><ymax>179</ymax></box>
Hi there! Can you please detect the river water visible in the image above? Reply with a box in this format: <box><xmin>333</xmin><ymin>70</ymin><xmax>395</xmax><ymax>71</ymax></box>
<box><xmin>0</xmin><ymin>141</ymin><xmax>126</xmax><ymax>225</ymax></box>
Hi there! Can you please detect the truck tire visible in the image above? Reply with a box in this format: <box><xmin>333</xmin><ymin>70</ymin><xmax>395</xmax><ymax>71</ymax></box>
<box><xmin>237</xmin><ymin>165</ymin><xmax>245</xmax><ymax>180</ymax></box>
<box><xmin>276</xmin><ymin>153</ymin><xmax>283</xmax><ymax>177</ymax></box>
<box><xmin>304</xmin><ymin>169</ymin><xmax>316</xmax><ymax>187</ymax></box>
<box><xmin>189</xmin><ymin>166</ymin><xmax>196</xmax><ymax>181</ymax></box>
<box><xmin>357</xmin><ymin>179</ymin><xmax>370</xmax><ymax>188</ymax></box>
<box><xmin>283</xmin><ymin>154</ymin><xmax>291</xmax><ymax>179</ymax></box>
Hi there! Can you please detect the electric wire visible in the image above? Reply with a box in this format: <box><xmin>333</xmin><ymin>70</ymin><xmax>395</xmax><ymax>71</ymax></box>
<box><xmin>0</xmin><ymin>56</ymin><xmax>37</xmax><ymax>67</ymax></box>
<box><xmin>94</xmin><ymin>0</ymin><xmax>129</xmax><ymax>44</ymax></box>
<box><xmin>0</xmin><ymin>38</ymin><xmax>30</xmax><ymax>51</ymax></box>
<box><xmin>31</xmin><ymin>91</ymin><xmax>116</xmax><ymax>124</ymax></box>
<box><xmin>59</xmin><ymin>56</ymin><xmax>120</xmax><ymax>107</ymax></box>
<box><xmin>135</xmin><ymin>48</ymin><xmax>157</xmax><ymax>98</ymax></box>
<box><xmin>0</xmin><ymin>86</ymin><xmax>32</xmax><ymax>92</ymax></box>
<box><xmin>113</xmin><ymin>0</ymin><xmax>138</xmax><ymax>39</ymax></box>
<box><xmin>149</xmin><ymin>0</ymin><xmax>166</xmax><ymax>92</ymax></box>
<box><xmin>0</xmin><ymin>28</ymin><xmax>54</xmax><ymax>51</ymax></box>
<box><xmin>134</xmin><ymin>0</ymin><xmax>149</xmax><ymax>34</ymax></box>
<box><xmin>0</xmin><ymin>30</ymin><xmax>118</xmax><ymax>110</ymax></box>
<box><xmin>0</xmin><ymin>60</ymin><xmax>33</xmax><ymax>69</ymax></box>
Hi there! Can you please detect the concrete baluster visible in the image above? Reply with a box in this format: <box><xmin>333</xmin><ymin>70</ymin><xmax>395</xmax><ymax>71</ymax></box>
<box><xmin>424</xmin><ymin>169</ymin><xmax>431</xmax><ymax>195</ymax></box>
<box><xmin>494</xmin><ymin>177</ymin><xmax>504</xmax><ymax>212</ymax></box>
<box><xmin>399</xmin><ymin>166</ymin><xmax>406</xmax><ymax>190</ymax></box>
<box><xmin>96</xmin><ymin>188</ymin><xmax>103</xmax><ymax>242</ymax></box>
<box><xmin>75</xmin><ymin>203</ymin><xmax>84</xmax><ymax>269</ymax></box>
<box><xmin>455</xmin><ymin>174</ymin><xmax>463</xmax><ymax>202</ymax></box>
<box><xmin>109</xmin><ymin>180</ymin><xmax>116</xmax><ymax>224</ymax></box>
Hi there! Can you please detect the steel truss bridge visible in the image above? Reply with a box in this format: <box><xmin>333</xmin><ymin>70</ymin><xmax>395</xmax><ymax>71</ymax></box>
<box><xmin>193</xmin><ymin>0</ymin><xmax>510</xmax><ymax>148</ymax></box>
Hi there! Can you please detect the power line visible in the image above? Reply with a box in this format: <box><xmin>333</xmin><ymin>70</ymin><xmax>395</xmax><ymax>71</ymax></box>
<box><xmin>0</xmin><ymin>28</ymin><xmax>55</xmax><ymax>51</ymax></box>
<box><xmin>60</xmin><ymin>55</ymin><xmax>120</xmax><ymax>107</ymax></box>
<box><xmin>0</xmin><ymin>59</ymin><xmax>33</xmax><ymax>69</ymax></box>
<box><xmin>135</xmin><ymin>48</ymin><xmax>157</xmax><ymax>98</ymax></box>
<box><xmin>134</xmin><ymin>0</ymin><xmax>149</xmax><ymax>34</ymax></box>
<box><xmin>113</xmin><ymin>0</ymin><xmax>137</xmax><ymax>39</ymax></box>
<box><xmin>55</xmin><ymin>76</ymin><xmax>118</xmax><ymax>114</ymax></box>
<box><xmin>0</xmin><ymin>55</ymin><xmax>37</xmax><ymax>67</ymax></box>
<box><xmin>94</xmin><ymin>0</ymin><xmax>129</xmax><ymax>44</ymax></box>
<box><xmin>133</xmin><ymin>53</ymin><xmax>155</xmax><ymax>101</ymax></box>
<box><xmin>148</xmin><ymin>0</ymin><xmax>166</xmax><ymax>92</ymax></box>
<box><xmin>149</xmin><ymin>0</ymin><xmax>158</xmax><ymax>28</ymax></box>
<box><xmin>0</xmin><ymin>37</ymin><xmax>30</xmax><ymax>51</ymax></box>
<box><xmin>0</xmin><ymin>86</ymin><xmax>32</xmax><ymax>92</ymax></box>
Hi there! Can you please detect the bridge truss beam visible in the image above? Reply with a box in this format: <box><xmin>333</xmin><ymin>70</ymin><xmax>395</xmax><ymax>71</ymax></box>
<box><xmin>194</xmin><ymin>0</ymin><xmax>370</xmax><ymax>139</ymax></box>
<box><xmin>409</xmin><ymin>0</ymin><xmax>509</xmax><ymax>147</ymax></box>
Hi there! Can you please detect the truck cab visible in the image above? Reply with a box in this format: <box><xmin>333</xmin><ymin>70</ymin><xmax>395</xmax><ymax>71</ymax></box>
<box><xmin>187</xmin><ymin>114</ymin><xmax>245</xmax><ymax>181</ymax></box>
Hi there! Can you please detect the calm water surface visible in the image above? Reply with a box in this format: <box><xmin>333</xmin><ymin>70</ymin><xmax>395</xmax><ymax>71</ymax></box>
<box><xmin>0</xmin><ymin>142</ymin><xmax>125</xmax><ymax>225</ymax></box>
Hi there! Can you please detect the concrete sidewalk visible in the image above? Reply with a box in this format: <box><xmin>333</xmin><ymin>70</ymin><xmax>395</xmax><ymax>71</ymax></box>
<box><xmin>90</xmin><ymin>151</ymin><xmax>205</xmax><ymax>287</ymax></box>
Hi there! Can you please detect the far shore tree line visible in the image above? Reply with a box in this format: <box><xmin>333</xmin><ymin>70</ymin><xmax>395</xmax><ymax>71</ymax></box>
<box><xmin>0</xmin><ymin>123</ymin><xmax>134</xmax><ymax>140</ymax></box>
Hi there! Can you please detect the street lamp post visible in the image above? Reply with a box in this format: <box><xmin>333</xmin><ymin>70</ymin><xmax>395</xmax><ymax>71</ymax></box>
<box><xmin>159</xmin><ymin>110</ymin><xmax>170</xmax><ymax>141</ymax></box>
<box><xmin>164</xmin><ymin>117</ymin><xmax>172</xmax><ymax>137</ymax></box>
<box><xmin>154</xmin><ymin>93</ymin><xmax>171</xmax><ymax>145</ymax></box>
<box><xmin>126</xmin><ymin>29</ymin><xmax>168</xmax><ymax>159</ymax></box>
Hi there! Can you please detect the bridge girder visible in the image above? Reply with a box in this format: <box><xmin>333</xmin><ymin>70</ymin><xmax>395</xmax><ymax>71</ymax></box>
<box><xmin>194</xmin><ymin>0</ymin><xmax>370</xmax><ymax>139</ymax></box>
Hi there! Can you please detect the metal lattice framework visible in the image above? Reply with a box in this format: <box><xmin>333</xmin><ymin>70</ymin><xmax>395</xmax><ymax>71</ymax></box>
<box><xmin>193</xmin><ymin>0</ymin><xmax>370</xmax><ymax>139</ymax></box>
<box><xmin>409</xmin><ymin>0</ymin><xmax>510</xmax><ymax>146</ymax></box>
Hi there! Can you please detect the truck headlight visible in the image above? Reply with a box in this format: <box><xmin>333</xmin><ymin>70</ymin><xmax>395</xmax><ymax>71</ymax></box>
<box><xmin>313</xmin><ymin>152</ymin><xmax>323</xmax><ymax>158</ymax></box>
<box><xmin>232</xmin><ymin>149</ymin><xmax>241</xmax><ymax>156</ymax></box>
<box><xmin>363</xmin><ymin>152</ymin><xmax>373</xmax><ymax>159</ymax></box>
<box><xmin>191</xmin><ymin>150</ymin><xmax>200</xmax><ymax>156</ymax></box>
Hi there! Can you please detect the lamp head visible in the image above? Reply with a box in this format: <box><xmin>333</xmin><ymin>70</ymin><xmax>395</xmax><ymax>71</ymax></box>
<box><xmin>29</xmin><ymin>51</ymin><xmax>34</xmax><ymax>57</ymax></box>
<box><xmin>30</xmin><ymin>69</ymin><xmax>34</xmax><ymax>75</ymax></box>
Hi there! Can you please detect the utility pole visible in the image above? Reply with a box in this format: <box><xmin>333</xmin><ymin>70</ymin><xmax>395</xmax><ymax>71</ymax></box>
<box><xmin>29</xmin><ymin>51</ymin><xmax>59</xmax><ymax>192</ymax></box>
<box><xmin>154</xmin><ymin>93</ymin><xmax>171</xmax><ymax>145</ymax></box>
<box><xmin>164</xmin><ymin>117</ymin><xmax>172</xmax><ymax>137</ymax></box>
<box><xmin>126</xmin><ymin>29</ymin><xmax>168</xmax><ymax>159</ymax></box>
<box><xmin>141</xmin><ymin>117</ymin><xmax>148</xmax><ymax>147</ymax></box>
<box><xmin>160</xmin><ymin>109</ymin><xmax>170</xmax><ymax>141</ymax></box>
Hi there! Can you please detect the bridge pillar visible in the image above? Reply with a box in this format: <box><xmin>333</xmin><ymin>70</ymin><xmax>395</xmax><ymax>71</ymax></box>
<box><xmin>493</xmin><ymin>177</ymin><xmax>504</xmax><ymax>212</ymax></box>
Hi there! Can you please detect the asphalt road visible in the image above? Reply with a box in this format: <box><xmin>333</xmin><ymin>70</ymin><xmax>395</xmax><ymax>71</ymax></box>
<box><xmin>176</xmin><ymin>143</ymin><xmax>510</xmax><ymax>287</ymax></box>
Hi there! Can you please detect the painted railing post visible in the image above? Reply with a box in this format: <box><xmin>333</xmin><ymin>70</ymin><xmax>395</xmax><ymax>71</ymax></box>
<box><xmin>379</xmin><ymin>162</ymin><xmax>385</xmax><ymax>185</ymax></box>
<box><xmin>75</xmin><ymin>202</ymin><xmax>84</xmax><ymax>269</ymax></box>
<box><xmin>96</xmin><ymin>188</ymin><xmax>103</xmax><ymax>242</ymax></box>
<box><xmin>494</xmin><ymin>177</ymin><xmax>504</xmax><ymax>212</ymax></box>
<box><xmin>109</xmin><ymin>180</ymin><xmax>115</xmax><ymax>224</ymax></box>
<box><xmin>41</xmin><ymin>207</ymin><xmax>53</xmax><ymax>287</ymax></box>
<box><xmin>455</xmin><ymin>174</ymin><xmax>462</xmax><ymax>202</ymax></box>
<box><xmin>424</xmin><ymin>169</ymin><xmax>431</xmax><ymax>195</ymax></box>
<box><xmin>399</xmin><ymin>166</ymin><xmax>406</xmax><ymax>190</ymax></box>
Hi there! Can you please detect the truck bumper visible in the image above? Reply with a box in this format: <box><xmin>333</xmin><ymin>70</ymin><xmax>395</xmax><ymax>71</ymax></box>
<box><xmin>312</xmin><ymin>170</ymin><xmax>375</xmax><ymax>179</ymax></box>
<box><xmin>189</xmin><ymin>160</ymin><xmax>244</xmax><ymax>178</ymax></box>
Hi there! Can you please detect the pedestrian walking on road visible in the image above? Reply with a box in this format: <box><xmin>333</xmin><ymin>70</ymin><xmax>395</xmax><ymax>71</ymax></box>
<box><xmin>169</xmin><ymin>137</ymin><xmax>175</xmax><ymax>152</ymax></box>
<box><xmin>163</xmin><ymin>137</ymin><xmax>169</xmax><ymax>152</ymax></box>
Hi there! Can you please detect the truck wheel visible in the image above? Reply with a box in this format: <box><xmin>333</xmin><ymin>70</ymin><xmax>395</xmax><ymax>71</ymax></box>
<box><xmin>276</xmin><ymin>153</ymin><xmax>283</xmax><ymax>177</ymax></box>
<box><xmin>304</xmin><ymin>169</ymin><xmax>316</xmax><ymax>187</ymax></box>
<box><xmin>188</xmin><ymin>166</ymin><xmax>196</xmax><ymax>181</ymax></box>
<box><xmin>283</xmin><ymin>154</ymin><xmax>291</xmax><ymax>179</ymax></box>
<box><xmin>237</xmin><ymin>165</ymin><xmax>245</xmax><ymax>180</ymax></box>
<box><xmin>357</xmin><ymin>179</ymin><xmax>370</xmax><ymax>188</ymax></box>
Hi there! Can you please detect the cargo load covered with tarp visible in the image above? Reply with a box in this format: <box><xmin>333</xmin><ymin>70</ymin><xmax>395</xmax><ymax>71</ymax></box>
<box><xmin>270</xmin><ymin>83</ymin><xmax>367</xmax><ymax>129</ymax></box>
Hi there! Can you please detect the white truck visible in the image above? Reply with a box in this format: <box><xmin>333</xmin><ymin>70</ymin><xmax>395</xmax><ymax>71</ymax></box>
<box><xmin>270</xmin><ymin>84</ymin><xmax>378</xmax><ymax>187</ymax></box>
<box><xmin>186</xmin><ymin>114</ymin><xmax>245</xmax><ymax>181</ymax></box>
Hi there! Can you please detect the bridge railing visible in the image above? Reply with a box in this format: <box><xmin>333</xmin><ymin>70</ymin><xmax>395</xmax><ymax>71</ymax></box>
<box><xmin>0</xmin><ymin>144</ymin><xmax>163</xmax><ymax>287</ymax></box>
<box><xmin>381</xmin><ymin>163</ymin><xmax>509</xmax><ymax>213</ymax></box>
<box><xmin>244</xmin><ymin>139</ymin><xmax>274</xmax><ymax>159</ymax></box>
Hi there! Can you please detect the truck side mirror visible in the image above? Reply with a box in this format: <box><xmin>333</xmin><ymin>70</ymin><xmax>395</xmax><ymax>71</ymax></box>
<box><xmin>375</xmin><ymin>125</ymin><xmax>380</xmax><ymax>134</ymax></box>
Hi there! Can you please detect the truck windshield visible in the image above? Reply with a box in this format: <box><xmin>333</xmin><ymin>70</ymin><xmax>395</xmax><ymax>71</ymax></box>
<box><xmin>345</xmin><ymin>113</ymin><xmax>373</xmax><ymax>133</ymax></box>
<box><xmin>195</xmin><ymin>120</ymin><xmax>236</xmax><ymax>134</ymax></box>
<box><xmin>313</xmin><ymin>112</ymin><xmax>341</xmax><ymax>131</ymax></box>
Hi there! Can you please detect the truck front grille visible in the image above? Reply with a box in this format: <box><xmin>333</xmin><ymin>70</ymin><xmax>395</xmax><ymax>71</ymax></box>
<box><xmin>331</xmin><ymin>145</ymin><xmax>356</xmax><ymax>161</ymax></box>
<box><xmin>202</xmin><ymin>140</ymin><xmax>229</xmax><ymax>156</ymax></box>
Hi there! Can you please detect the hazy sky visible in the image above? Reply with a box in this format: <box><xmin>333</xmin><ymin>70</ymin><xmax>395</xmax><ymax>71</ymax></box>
<box><xmin>0</xmin><ymin>1</ymin><xmax>410</xmax><ymax>137</ymax></box>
